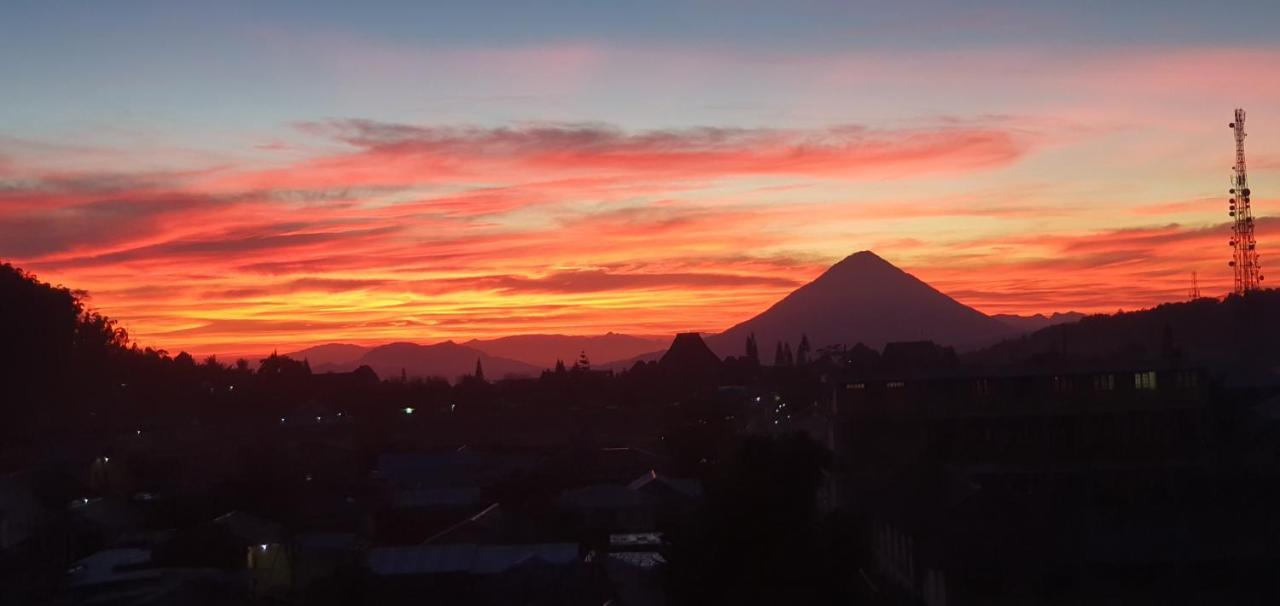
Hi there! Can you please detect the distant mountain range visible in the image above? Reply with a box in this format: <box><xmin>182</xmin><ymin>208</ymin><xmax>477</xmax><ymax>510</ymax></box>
<box><xmin>286</xmin><ymin>343</ymin><xmax>369</xmax><ymax>367</ymax></box>
<box><xmin>464</xmin><ymin>333</ymin><xmax>668</xmax><ymax>367</ymax></box>
<box><xmin>289</xmin><ymin>251</ymin><xmax>1084</xmax><ymax>377</ymax></box>
<box><xmin>991</xmin><ymin>312</ymin><xmax>1086</xmax><ymax>333</ymax></box>
<box><xmin>295</xmin><ymin>341</ymin><xmax>542</xmax><ymax>382</ymax></box>
<box><xmin>288</xmin><ymin>333</ymin><xmax>669</xmax><ymax>381</ymax></box>
<box><xmin>704</xmin><ymin>251</ymin><xmax>1022</xmax><ymax>358</ymax></box>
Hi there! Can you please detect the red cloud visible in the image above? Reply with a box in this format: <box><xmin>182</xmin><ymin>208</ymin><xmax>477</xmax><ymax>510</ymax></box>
<box><xmin>210</xmin><ymin>120</ymin><xmax>1028</xmax><ymax>194</ymax></box>
<box><xmin>0</xmin><ymin>117</ymin><xmax>1114</xmax><ymax>355</ymax></box>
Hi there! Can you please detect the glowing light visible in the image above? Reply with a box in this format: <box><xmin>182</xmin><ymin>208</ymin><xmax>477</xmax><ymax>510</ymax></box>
<box><xmin>403</xmin><ymin>407</ymin><xmax>415</xmax><ymax>415</ymax></box>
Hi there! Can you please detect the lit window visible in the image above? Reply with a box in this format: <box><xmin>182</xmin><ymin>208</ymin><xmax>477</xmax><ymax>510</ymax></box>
<box><xmin>848</xmin><ymin>383</ymin><xmax>865</xmax><ymax>390</ymax></box>
<box><xmin>1134</xmin><ymin>371</ymin><xmax>1157</xmax><ymax>390</ymax></box>
<box><xmin>887</xmin><ymin>381</ymin><xmax>905</xmax><ymax>389</ymax></box>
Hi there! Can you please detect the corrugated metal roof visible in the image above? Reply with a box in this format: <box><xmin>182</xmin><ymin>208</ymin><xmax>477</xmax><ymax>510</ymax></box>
<box><xmin>627</xmin><ymin>470</ymin><xmax>703</xmax><ymax>498</ymax></box>
<box><xmin>608</xmin><ymin>552</ymin><xmax>666</xmax><ymax>569</ymax></box>
<box><xmin>609</xmin><ymin>532</ymin><xmax>663</xmax><ymax>548</ymax></box>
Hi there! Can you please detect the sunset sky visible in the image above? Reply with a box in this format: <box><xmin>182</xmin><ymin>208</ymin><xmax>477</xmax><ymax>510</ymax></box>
<box><xmin>5</xmin><ymin>1</ymin><xmax>1280</xmax><ymax>356</ymax></box>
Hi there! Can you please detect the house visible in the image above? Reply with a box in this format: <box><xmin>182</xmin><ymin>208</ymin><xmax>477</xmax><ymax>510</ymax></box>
<box><xmin>557</xmin><ymin>471</ymin><xmax>704</xmax><ymax>534</ymax></box>
<box><xmin>604</xmin><ymin>533</ymin><xmax>666</xmax><ymax>606</ymax></box>
<box><xmin>212</xmin><ymin>511</ymin><xmax>291</xmax><ymax>598</ymax></box>
<box><xmin>366</xmin><ymin>543</ymin><xmax>590</xmax><ymax>605</ymax></box>
<box><xmin>66</xmin><ymin>547</ymin><xmax>244</xmax><ymax>605</ymax></box>
<box><xmin>0</xmin><ymin>473</ymin><xmax>41</xmax><ymax>553</ymax></box>
<box><xmin>556</xmin><ymin>485</ymin><xmax>655</xmax><ymax>532</ymax></box>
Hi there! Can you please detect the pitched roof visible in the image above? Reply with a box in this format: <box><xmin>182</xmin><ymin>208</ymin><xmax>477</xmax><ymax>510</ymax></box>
<box><xmin>423</xmin><ymin>503</ymin><xmax>503</xmax><ymax>544</ymax></box>
<box><xmin>627</xmin><ymin>470</ymin><xmax>703</xmax><ymax>499</ymax></box>
<box><xmin>212</xmin><ymin>510</ymin><xmax>283</xmax><ymax>544</ymax></box>
<box><xmin>557</xmin><ymin>484</ymin><xmax>652</xmax><ymax>509</ymax></box>
<box><xmin>391</xmin><ymin>487</ymin><xmax>483</xmax><ymax>509</ymax></box>
<box><xmin>367</xmin><ymin>543</ymin><xmax>578</xmax><ymax>576</ymax></box>
<box><xmin>658</xmin><ymin>332</ymin><xmax>722</xmax><ymax>370</ymax></box>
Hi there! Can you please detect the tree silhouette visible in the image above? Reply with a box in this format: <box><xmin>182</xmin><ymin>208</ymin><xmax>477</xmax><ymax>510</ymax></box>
<box><xmin>474</xmin><ymin>357</ymin><xmax>486</xmax><ymax>382</ymax></box>
<box><xmin>745</xmin><ymin>333</ymin><xmax>760</xmax><ymax>365</ymax></box>
<box><xmin>572</xmin><ymin>350</ymin><xmax>591</xmax><ymax>372</ymax></box>
<box><xmin>257</xmin><ymin>352</ymin><xmax>310</xmax><ymax>378</ymax></box>
<box><xmin>795</xmin><ymin>334</ymin><xmax>811</xmax><ymax>366</ymax></box>
<box><xmin>1</xmin><ymin>262</ymin><xmax>130</xmax><ymax>440</ymax></box>
<box><xmin>774</xmin><ymin>341</ymin><xmax>786</xmax><ymax>367</ymax></box>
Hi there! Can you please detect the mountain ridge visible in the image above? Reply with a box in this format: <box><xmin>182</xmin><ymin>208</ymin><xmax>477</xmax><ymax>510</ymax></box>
<box><xmin>289</xmin><ymin>251</ymin><xmax>1077</xmax><ymax>371</ymax></box>
<box><xmin>312</xmin><ymin>340</ymin><xmax>541</xmax><ymax>382</ymax></box>
<box><xmin>992</xmin><ymin>312</ymin><xmax>1087</xmax><ymax>333</ymax></box>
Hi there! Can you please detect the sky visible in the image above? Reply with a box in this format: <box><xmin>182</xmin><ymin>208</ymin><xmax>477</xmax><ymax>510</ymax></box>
<box><xmin>4</xmin><ymin>1</ymin><xmax>1280</xmax><ymax>356</ymax></box>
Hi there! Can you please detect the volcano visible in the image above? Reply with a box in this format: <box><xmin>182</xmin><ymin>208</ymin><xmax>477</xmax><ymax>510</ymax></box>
<box><xmin>705</xmin><ymin>251</ymin><xmax>1016</xmax><ymax>358</ymax></box>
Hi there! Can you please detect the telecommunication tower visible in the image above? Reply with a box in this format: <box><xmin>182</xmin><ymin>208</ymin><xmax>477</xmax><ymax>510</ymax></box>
<box><xmin>1228</xmin><ymin>109</ymin><xmax>1263</xmax><ymax>294</ymax></box>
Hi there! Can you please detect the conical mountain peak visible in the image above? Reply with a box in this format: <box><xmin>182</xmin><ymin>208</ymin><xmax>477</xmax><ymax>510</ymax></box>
<box><xmin>820</xmin><ymin>250</ymin><xmax>906</xmax><ymax>280</ymax></box>
<box><xmin>839</xmin><ymin>250</ymin><xmax>888</xmax><ymax>264</ymax></box>
<box><xmin>705</xmin><ymin>250</ymin><xmax>1016</xmax><ymax>356</ymax></box>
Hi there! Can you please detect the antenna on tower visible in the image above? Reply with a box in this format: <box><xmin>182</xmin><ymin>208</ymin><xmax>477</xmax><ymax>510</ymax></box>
<box><xmin>1227</xmin><ymin>108</ymin><xmax>1264</xmax><ymax>294</ymax></box>
<box><xmin>1190</xmin><ymin>271</ymin><xmax>1201</xmax><ymax>300</ymax></box>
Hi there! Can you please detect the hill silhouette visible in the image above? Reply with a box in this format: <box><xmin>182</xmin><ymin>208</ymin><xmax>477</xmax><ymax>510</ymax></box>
<box><xmin>991</xmin><ymin>311</ymin><xmax>1086</xmax><ymax>333</ymax></box>
<box><xmin>288</xmin><ymin>333</ymin><xmax>666</xmax><ymax>371</ymax></box>
<box><xmin>968</xmin><ymin>290</ymin><xmax>1280</xmax><ymax>379</ymax></box>
<box><xmin>287</xmin><ymin>343</ymin><xmax>369</xmax><ymax>366</ymax></box>
<box><xmin>705</xmin><ymin>251</ymin><xmax>1017</xmax><ymax>357</ymax></box>
<box><xmin>464</xmin><ymin>333</ymin><xmax>667</xmax><ymax>367</ymax></box>
<box><xmin>320</xmin><ymin>341</ymin><xmax>540</xmax><ymax>381</ymax></box>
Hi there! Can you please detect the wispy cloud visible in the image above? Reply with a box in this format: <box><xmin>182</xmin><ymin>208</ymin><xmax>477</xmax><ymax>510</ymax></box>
<box><xmin>0</xmin><ymin>110</ymin><xmax>1255</xmax><ymax>354</ymax></box>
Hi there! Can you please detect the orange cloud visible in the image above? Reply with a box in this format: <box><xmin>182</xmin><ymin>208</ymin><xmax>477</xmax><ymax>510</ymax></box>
<box><xmin>7</xmin><ymin>115</ymin><xmax>1248</xmax><ymax>356</ymax></box>
<box><xmin>907</xmin><ymin>217</ymin><xmax>1276</xmax><ymax>315</ymax></box>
